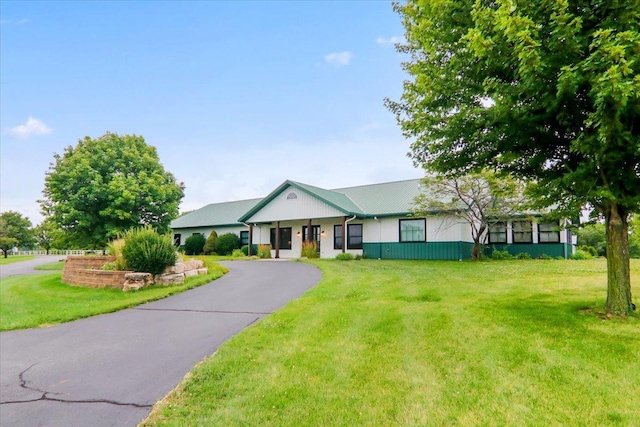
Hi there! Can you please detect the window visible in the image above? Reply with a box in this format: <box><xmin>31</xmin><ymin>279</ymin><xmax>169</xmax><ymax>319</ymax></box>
<box><xmin>538</xmin><ymin>221</ymin><xmax>560</xmax><ymax>243</ymax></box>
<box><xmin>173</xmin><ymin>234</ymin><xmax>181</xmax><ymax>247</ymax></box>
<box><xmin>512</xmin><ymin>221</ymin><xmax>533</xmax><ymax>243</ymax></box>
<box><xmin>334</xmin><ymin>225</ymin><xmax>343</xmax><ymax>249</ymax></box>
<box><xmin>488</xmin><ymin>222</ymin><xmax>507</xmax><ymax>244</ymax></box>
<box><xmin>399</xmin><ymin>219</ymin><xmax>426</xmax><ymax>242</ymax></box>
<box><xmin>240</xmin><ymin>231</ymin><xmax>249</xmax><ymax>246</ymax></box>
<box><xmin>270</xmin><ymin>227</ymin><xmax>292</xmax><ymax>250</ymax></box>
<box><xmin>347</xmin><ymin>224</ymin><xmax>363</xmax><ymax>249</ymax></box>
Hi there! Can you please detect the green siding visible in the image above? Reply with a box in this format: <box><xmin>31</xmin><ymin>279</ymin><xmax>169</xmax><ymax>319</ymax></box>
<box><xmin>486</xmin><ymin>243</ymin><xmax>572</xmax><ymax>259</ymax></box>
<box><xmin>363</xmin><ymin>242</ymin><xmax>475</xmax><ymax>260</ymax></box>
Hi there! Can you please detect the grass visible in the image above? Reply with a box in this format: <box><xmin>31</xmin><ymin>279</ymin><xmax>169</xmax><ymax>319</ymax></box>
<box><xmin>34</xmin><ymin>260</ymin><xmax>66</xmax><ymax>270</ymax></box>
<box><xmin>142</xmin><ymin>258</ymin><xmax>640</xmax><ymax>427</ymax></box>
<box><xmin>0</xmin><ymin>258</ymin><xmax>228</xmax><ymax>331</ymax></box>
<box><xmin>0</xmin><ymin>255</ymin><xmax>35</xmax><ymax>265</ymax></box>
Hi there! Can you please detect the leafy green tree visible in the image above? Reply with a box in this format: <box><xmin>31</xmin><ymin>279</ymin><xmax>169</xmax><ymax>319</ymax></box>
<box><xmin>0</xmin><ymin>236</ymin><xmax>18</xmax><ymax>258</ymax></box>
<box><xmin>630</xmin><ymin>215</ymin><xmax>640</xmax><ymax>259</ymax></box>
<box><xmin>40</xmin><ymin>133</ymin><xmax>185</xmax><ymax>250</ymax></box>
<box><xmin>576</xmin><ymin>223</ymin><xmax>607</xmax><ymax>257</ymax></box>
<box><xmin>413</xmin><ymin>171</ymin><xmax>527</xmax><ymax>260</ymax></box>
<box><xmin>0</xmin><ymin>211</ymin><xmax>35</xmax><ymax>252</ymax></box>
<box><xmin>184</xmin><ymin>233</ymin><xmax>206</xmax><ymax>255</ymax></box>
<box><xmin>387</xmin><ymin>0</ymin><xmax>639</xmax><ymax>315</ymax></box>
<box><xmin>215</xmin><ymin>233</ymin><xmax>240</xmax><ymax>256</ymax></box>
<box><xmin>203</xmin><ymin>231</ymin><xmax>218</xmax><ymax>255</ymax></box>
<box><xmin>33</xmin><ymin>218</ymin><xmax>64</xmax><ymax>254</ymax></box>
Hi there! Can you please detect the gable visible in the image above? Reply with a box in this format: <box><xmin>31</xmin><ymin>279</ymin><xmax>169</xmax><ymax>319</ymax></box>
<box><xmin>245</xmin><ymin>185</ymin><xmax>347</xmax><ymax>223</ymax></box>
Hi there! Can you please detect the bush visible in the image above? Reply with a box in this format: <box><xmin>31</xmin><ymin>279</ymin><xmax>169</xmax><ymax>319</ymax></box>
<box><xmin>241</xmin><ymin>244</ymin><xmax>259</xmax><ymax>256</ymax></box>
<box><xmin>121</xmin><ymin>227</ymin><xmax>177</xmax><ymax>276</ymax></box>
<box><xmin>106</xmin><ymin>238</ymin><xmax>127</xmax><ymax>270</ymax></box>
<box><xmin>578</xmin><ymin>245</ymin><xmax>598</xmax><ymax>257</ymax></box>
<box><xmin>203</xmin><ymin>231</ymin><xmax>218</xmax><ymax>255</ymax></box>
<box><xmin>216</xmin><ymin>233</ymin><xmax>241</xmax><ymax>255</ymax></box>
<box><xmin>257</xmin><ymin>244</ymin><xmax>272</xmax><ymax>259</ymax></box>
<box><xmin>231</xmin><ymin>249</ymin><xmax>246</xmax><ymax>258</ymax></box>
<box><xmin>184</xmin><ymin>234</ymin><xmax>206</xmax><ymax>255</ymax></box>
<box><xmin>301</xmin><ymin>241</ymin><xmax>319</xmax><ymax>258</ymax></box>
<box><xmin>516</xmin><ymin>252</ymin><xmax>532</xmax><ymax>260</ymax></box>
<box><xmin>570</xmin><ymin>249</ymin><xmax>592</xmax><ymax>260</ymax></box>
<box><xmin>490</xmin><ymin>249</ymin><xmax>512</xmax><ymax>260</ymax></box>
<box><xmin>336</xmin><ymin>253</ymin><xmax>355</xmax><ymax>261</ymax></box>
<box><xmin>537</xmin><ymin>254</ymin><xmax>553</xmax><ymax>260</ymax></box>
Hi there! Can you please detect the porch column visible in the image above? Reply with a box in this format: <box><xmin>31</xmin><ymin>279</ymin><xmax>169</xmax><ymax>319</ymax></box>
<box><xmin>275</xmin><ymin>221</ymin><xmax>280</xmax><ymax>259</ymax></box>
<box><xmin>342</xmin><ymin>216</ymin><xmax>346</xmax><ymax>253</ymax></box>
<box><xmin>306</xmin><ymin>219</ymin><xmax>312</xmax><ymax>243</ymax></box>
<box><xmin>248</xmin><ymin>224</ymin><xmax>253</xmax><ymax>256</ymax></box>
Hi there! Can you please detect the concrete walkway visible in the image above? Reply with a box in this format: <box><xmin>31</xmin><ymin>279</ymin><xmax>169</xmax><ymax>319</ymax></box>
<box><xmin>0</xmin><ymin>260</ymin><xmax>322</xmax><ymax>427</ymax></box>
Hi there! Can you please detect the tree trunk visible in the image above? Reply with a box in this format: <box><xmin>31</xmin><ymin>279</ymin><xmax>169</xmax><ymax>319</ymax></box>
<box><xmin>604</xmin><ymin>203</ymin><xmax>633</xmax><ymax>315</ymax></box>
<box><xmin>471</xmin><ymin>225</ymin><xmax>486</xmax><ymax>261</ymax></box>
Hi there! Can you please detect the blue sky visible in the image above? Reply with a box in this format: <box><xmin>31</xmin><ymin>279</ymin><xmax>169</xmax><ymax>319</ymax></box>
<box><xmin>1</xmin><ymin>1</ymin><xmax>421</xmax><ymax>225</ymax></box>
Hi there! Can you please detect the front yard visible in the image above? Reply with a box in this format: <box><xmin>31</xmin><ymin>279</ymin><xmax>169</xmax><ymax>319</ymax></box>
<box><xmin>142</xmin><ymin>258</ymin><xmax>640</xmax><ymax>427</ymax></box>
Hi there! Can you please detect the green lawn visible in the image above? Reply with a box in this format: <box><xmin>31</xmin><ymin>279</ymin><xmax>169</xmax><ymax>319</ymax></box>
<box><xmin>0</xmin><ymin>255</ymin><xmax>35</xmax><ymax>265</ymax></box>
<box><xmin>0</xmin><ymin>258</ymin><xmax>228</xmax><ymax>331</ymax></box>
<box><xmin>142</xmin><ymin>258</ymin><xmax>640</xmax><ymax>427</ymax></box>
<box><xmin>34</xmin><ymin>260</ymin><xmax>66</xmax><ymax>270</ymax></box>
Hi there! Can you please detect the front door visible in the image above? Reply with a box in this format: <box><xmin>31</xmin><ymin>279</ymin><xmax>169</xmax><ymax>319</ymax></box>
<box><xmin>302</xmin><ymin>225</ymin><xmax>321</xmax><ymax>254</ymax></box>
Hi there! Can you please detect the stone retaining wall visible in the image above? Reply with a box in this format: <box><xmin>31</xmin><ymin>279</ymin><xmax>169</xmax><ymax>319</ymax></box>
<box><xmin>61</xmin><ymin>255</ymin><xmax>207</xmax><ymax>290</ymax></box>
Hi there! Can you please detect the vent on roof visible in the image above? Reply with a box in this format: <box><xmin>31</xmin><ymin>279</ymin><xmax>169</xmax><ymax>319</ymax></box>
<box><xmin>287</xmin><ymin>192</ymin><xmax>298</xmax><ymax>200</ymax></box>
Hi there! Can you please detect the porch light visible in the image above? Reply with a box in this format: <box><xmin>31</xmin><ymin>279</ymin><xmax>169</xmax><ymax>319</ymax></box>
<box><xmin>321</xmin><ymin>230</ymin><xmax>325</xmax><ymax>237</ymax></box>
<box><xmin>296</xmin><ymin>231</ymin><xmax>301</xmax><ymax>238</ymax></box>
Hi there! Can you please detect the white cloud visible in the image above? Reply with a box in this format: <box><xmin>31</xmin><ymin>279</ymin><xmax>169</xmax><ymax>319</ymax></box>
<box><xmin>376</xmin><ymin>36</ymin><xmax>403</xmax><ymax>46</ymax></box>
<box><xmin>324</xmin><ymin>51</ymin><xmax>352</xmax><ymax>67</ymax></box>
<box><xmin>7</xmin><ymin>117</ymin><xmax>52</xmax><ymax>140</ymax></box>
<box><xmin>16</xmin><ymin>18</ymin><xmax>29</xmax><ymax>25</ymax></box>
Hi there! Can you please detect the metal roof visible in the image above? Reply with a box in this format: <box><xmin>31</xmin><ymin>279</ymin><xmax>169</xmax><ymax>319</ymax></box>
<box><xmin>170</xmin><ymin>198</ymin><xmax>262</xmax><ymax>229</ymax></box>
<box><xmin>172</xmin><ymin>179</ymin><xmax>424</xmax><ymax>229</ymax></box>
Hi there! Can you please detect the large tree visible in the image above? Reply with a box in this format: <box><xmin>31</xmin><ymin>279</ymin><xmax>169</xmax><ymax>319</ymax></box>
<box><xmin>40</xmin><ymin>133</ymin><xmax>185</xmax><ymax>249</ymax></box>
<box><xmin>413</xmin><ymin>171</ymin><xmax>527</xmax><ymax>260</ymax></box>
<box><xmin>0</xmin><ymin>211</ymin><xmax>35</xmax><ymax>257</ymax></box>
<box><xmin>387</xmin><ymin>0</ymin><xmax>640</xmax><ymax>315</ymax></box>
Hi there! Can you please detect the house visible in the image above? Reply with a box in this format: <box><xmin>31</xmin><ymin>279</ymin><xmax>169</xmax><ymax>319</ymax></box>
<box><xmin>170</xmin><ymin>179</ymin><xmax>575</xmax><ymax>259</ymax></box>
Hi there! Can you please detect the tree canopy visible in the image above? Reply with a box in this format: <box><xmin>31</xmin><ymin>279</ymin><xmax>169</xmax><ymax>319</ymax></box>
<box><xmin>40</xmin><ymin>133</ymin><xmax>185</xmax><ymax>249</ymax></box>
<box><xmin>0</xmin><ymin>211</ymin><xmax>35</xmax><ymax>250</ymax></box>
<box><xmin>388</xmin><ymin>0</ymin><xmax>639</xmax><ymax>315</ymax></box>
<box><xmin>413</xmin><ymin>171</ymin><xmax>527</xmax><ymax>260</ymax></box>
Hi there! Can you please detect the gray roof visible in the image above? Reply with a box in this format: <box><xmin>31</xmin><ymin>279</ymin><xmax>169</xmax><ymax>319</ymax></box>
<box><xmin>171</xmin><ymin>198</ymin><xmax>262</xmax><ymax>229</ymax></box>
<box><xmin>172</xmin><ymin>179</ymin><xmax>423</xmax><ymax>229</ymax></box>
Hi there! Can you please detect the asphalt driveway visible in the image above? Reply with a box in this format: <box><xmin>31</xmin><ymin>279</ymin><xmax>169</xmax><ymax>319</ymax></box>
<box><xmin>0</xmin><ymin>255</ymin><xmax>66</xmax><ymax>278</ymax></box>
<box><xmin>0</xmin><ymin>260</ymin><xmax>321</xmax><ymax>427</ymax></box>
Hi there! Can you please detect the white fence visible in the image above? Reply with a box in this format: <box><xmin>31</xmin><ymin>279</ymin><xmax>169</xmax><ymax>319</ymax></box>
<box><xmin>10</xmin><ymin>250</ymin><xmax>102</xmax><ymax>256</ymax></box>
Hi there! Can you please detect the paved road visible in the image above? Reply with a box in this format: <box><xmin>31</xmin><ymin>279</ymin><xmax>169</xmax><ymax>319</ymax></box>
<box><xmin>0</xmin><ymin>255</ymin><xmax>66</xmax><ymax>278</ymax></box>
<box><xmin>0</xmin><ymin>260</ymin><xmax>321</xmax><ymax>427</ymax></box>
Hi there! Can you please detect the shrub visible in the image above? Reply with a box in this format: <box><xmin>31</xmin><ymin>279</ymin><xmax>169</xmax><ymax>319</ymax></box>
<box><xmin>516</xmin><ymin>252</ymin><xmax>532</xmax><ymax>260</ymax></box>
<box><xmin>301</xmin><ymin>241</ymin><xmax>319</xmax><ymax>258</ymax></box>
<box><xmin>537</xmin><ymin>254</ymin><xmax>553</xmax><ymax>260</ymax></box>
<box><xmin>336</xmin><ymin>253</ymin><xmax>355</xmax><ymax>261</ymax></box>
<box><xmin>241</xmin><ymin>244</ymin><xmax>259</xmax><ymax>256</ymax></box>
<box><xmin>257</xmin><ymin>244</ymin><xmax>272</xmax><ymax>259</ymax></box>
<box><xmin>121</xmin><ymin>227</ymin><xmax>177</xmax><ymax>276</ymax></box>
<box><xmin>184</xmin><ymin>234</ymin><xmax>206</xmax><ymax>255</ymax></box>
<box><xmin>216</xmin><ymin>233</ymin><xmax>241</xmax><ymax>255</ymax></box>
<box><xmin>203</xmin><ymin>231</ymin><xmax>218</xmax><ymax>255</ymax></box>
<box><xmin>490</xmin><ymin>249</ymin><xmax>512</xmax><ymax>260</ymax></box>
<box><xmin>579</xmin><ymin>245</ymin><xmax>598</xmax><ymax>257</ymax></box>
<box><xmin>102</xmin><ymin>261</ymin><xmax>116</xmax><ymax>270</ymax></box>
<box><xmin>355</xmin><ymin>254</ymin><xmax>363</xmax><ymax>260</ymax></box>
<box><xmin>570</xmin><ymin>249</ymin><xmax>592</xmax><ymax>260</ymax></box>
<box><xmin>231</xmin><ymin>249</ymin><xmax>246</xmax><ymax>258</ymax></box>
<box><xmin>106</xmin><ymin>238</ymin><xmax>127</xmax><ymax>270</ymax></box>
